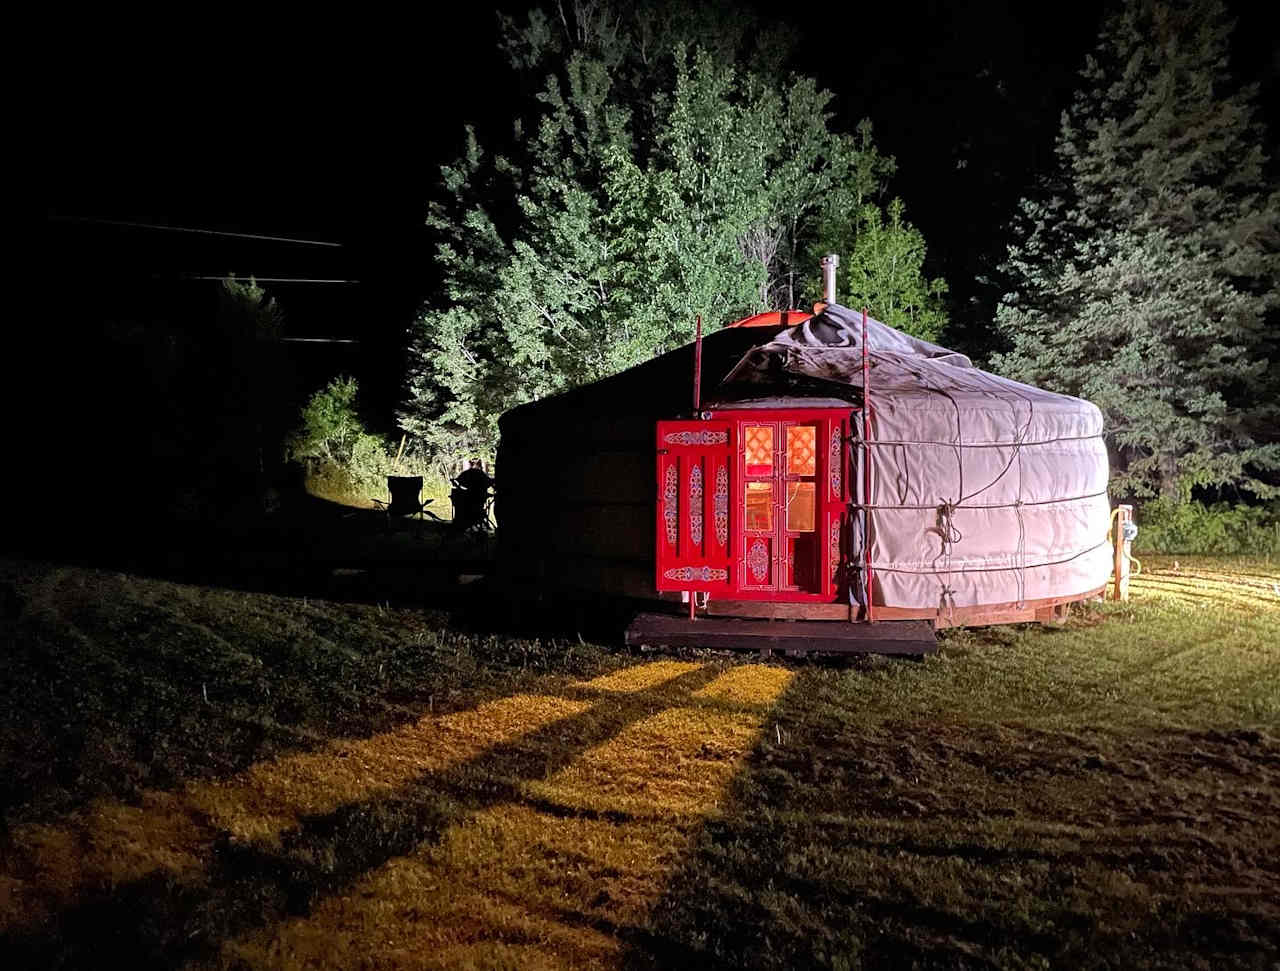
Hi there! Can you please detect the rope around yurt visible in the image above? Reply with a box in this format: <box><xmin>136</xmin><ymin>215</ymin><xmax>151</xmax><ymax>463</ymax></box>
<box><xmin>847</xmin><ymin>347</ymin><xmax>1112</xmax><ymax>618</ymax></box>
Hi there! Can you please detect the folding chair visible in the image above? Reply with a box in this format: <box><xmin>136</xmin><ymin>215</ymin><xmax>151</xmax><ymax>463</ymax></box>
<box><xmin>449</xmin><ymin>484</ymin><xmax>494</xmax><ymax>537</ymax></box>
<box><xmin>371</xmin><ymin>475</ymin><xmax>442</xmax><ymax>528</ymax></box>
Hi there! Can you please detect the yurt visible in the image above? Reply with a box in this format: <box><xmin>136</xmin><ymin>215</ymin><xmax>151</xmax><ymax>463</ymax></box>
<box><xmin>496</xmin><ymin>281</ymin><xmax>1112</xmax><ymax>635</ymax></box>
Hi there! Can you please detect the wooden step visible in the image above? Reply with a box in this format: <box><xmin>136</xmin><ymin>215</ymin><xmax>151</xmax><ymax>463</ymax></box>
<box><xmin>624</xmin><ymin>613</ymin><xmax>937</xmax><ymax>656</ymax></box>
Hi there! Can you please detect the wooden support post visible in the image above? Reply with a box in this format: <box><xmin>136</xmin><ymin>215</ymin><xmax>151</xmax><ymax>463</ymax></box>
<box><xmin>862</xmin><ymin>307</ymin><xmax>874</xmax><ymax>623</ymax></box>
<box><xmin>692</xmin><ymin>315</ymin><xmax>702</xmax><ymax>414</ymax></box>
<box><xmin>1112</xmin><ymin>504</ymin><xmax>1133</xmax><ymax>602</ymax></box>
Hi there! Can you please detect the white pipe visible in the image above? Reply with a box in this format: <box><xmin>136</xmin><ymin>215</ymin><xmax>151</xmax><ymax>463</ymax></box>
<box><xmin>821</xmin><ymin>253</ymin><xmax>839</xmax><ymax>304</ymax></box>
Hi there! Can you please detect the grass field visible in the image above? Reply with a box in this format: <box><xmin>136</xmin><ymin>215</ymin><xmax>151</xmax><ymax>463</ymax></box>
<box><xmin>1</xmin><ymin>555</ymin><xmax>1277</xmax><ymax>968</ymax></box>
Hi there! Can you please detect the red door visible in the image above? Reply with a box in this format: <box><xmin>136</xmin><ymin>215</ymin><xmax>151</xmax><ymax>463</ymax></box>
<box><xmin>739</xmin><ymin>420</ymin><xmax>823</xmax><ymax>592</ymax></box>
<box><xmin>740</xmin><ymin>422</ymin><xmax>778</xmax><ymax>590</ymax></box>
<box><xmin>732</xmin><ymin>410</ymin><xmax>849</xmax><ymax>602</ymax></box>
<box><xmin>655</xmin><ymin>421</ymin><xmax>734</xmax><ymax>594</ymax></box>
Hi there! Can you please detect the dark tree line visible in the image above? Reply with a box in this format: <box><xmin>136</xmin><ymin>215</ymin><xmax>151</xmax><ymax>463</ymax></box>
<box><xmin>402</xmin><ymin>0</ymin><xmax>1277</xmax><ymax>503</ymax></box>
<box><xmin>994</xmin><ymin>0</ymin><xmax>1279</xmax><ymax>500</ymax></box>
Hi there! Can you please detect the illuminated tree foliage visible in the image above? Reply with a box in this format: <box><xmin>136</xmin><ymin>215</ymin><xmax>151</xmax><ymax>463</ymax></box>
<box><xmin>994</xmin><ymin>0</ymin><xmax>1280</xmax><ymax>500</ymax></box>
<box><xmin>844</xmin><ymin>198</ymin><xmax>948</xmax><ymax>341</ymax></box>
<box><xmin>401</xmin><ymin>2</ymin><xmax>945</xmax><ymax>458</ymax></box>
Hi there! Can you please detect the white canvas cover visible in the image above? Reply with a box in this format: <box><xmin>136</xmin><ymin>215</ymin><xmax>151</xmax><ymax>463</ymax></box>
<box><xmin>717</xmin><ymin>304</ymin><xmax>1112</xmax><ymax>612</ymax></box>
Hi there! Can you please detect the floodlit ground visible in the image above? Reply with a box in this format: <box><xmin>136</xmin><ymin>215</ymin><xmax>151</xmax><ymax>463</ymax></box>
<box><xmin>1</xmin><ymin>555</ymin><xmax>1277</xmax><ymax>968</ymax></box>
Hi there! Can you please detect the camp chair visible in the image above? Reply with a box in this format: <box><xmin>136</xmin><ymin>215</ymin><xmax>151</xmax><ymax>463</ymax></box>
<box><xmin>371</xmin><ymin>475</ymin><xmax>441</xmax><ymax>528</ymax></box>
<box><xmin>449</xmin><ymin>483</ymin><xmax>494</xmax><ymax>536</ymax></box>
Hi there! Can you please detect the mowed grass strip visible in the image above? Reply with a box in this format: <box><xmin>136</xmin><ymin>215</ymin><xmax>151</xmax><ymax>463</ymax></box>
<box><xmin>574</xmin><ymin>659</ymin><xmax>704</xmax><ymax>694</ymax></box>
<box><xmin>0</xmin><ymin>560</ymin><xmax>624</xmax><ymax>827</ymax></box>
<box><xmin>3</xmin><ymin>554</ymin><xmax>1278</xmax><ymax>968</ymax></box>
<box><xmin>2</xmin><ymin>692</ymin><xmax>597</xmax><ymax>931</ymax></box>
<box><xmin>634</xmin><ymin>557</ymin><xmax>1280</xmax><ymax>969</ymax></box>
<box><xmin>0</xmin><ymin>559</ymin><xmax>624</xmax><ymax>938</ymax></box>
<box><xmin>213</xmin><ymin>665</ymin><xmax>796</xmax><ymax>970</ymax></box>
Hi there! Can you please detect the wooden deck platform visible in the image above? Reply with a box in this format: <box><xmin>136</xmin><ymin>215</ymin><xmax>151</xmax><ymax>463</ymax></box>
<box><xmin>624</xmin><ymin>613</ymin><xmax>937</xmax><ymax>656</ymax></box>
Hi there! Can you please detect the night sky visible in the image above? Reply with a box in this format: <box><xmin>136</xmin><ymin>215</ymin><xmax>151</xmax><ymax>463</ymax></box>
<box><xmin>45</xmin><ymin>1</ymin><xmax>1278</xmax><ymax>425</ymax></box>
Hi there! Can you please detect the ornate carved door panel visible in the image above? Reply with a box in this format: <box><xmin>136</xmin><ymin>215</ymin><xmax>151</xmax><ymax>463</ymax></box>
<box><xmin>655</xmin><ymin>421</ymin><xmax>734</xmax><ymax>593</ymax></box>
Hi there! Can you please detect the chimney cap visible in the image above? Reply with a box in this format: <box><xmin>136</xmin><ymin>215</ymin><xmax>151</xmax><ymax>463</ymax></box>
<box><xmin>820</xmin><ymin>253</ymin><xmax>839</xmax><ymax>304</ymax></box>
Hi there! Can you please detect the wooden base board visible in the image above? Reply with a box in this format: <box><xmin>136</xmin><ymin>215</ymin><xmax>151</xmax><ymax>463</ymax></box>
<box><xmin>625</xmin><ymin>613</ymin><xmax>937</xmax><ymax>656</ymax></box>
<box><xmin>705</xmin><ymin>586</ymin><xmax>1106</xmax><ymax>629</ymax></box>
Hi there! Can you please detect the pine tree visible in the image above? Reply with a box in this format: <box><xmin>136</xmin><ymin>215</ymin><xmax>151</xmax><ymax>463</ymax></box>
<box><xmin>844</xmin><ymin>198</ymin><xmax>948</xmax><ymax>342</ymax></box>
<box><xmin>994</xmin><ymin>0</ymin><xmax>1280</xmax><ymax>500</ymax></box>
<box><xmin>399</xmin><ymin>2</ymin><xmax>941</xmax><ymax>463</ymax></box>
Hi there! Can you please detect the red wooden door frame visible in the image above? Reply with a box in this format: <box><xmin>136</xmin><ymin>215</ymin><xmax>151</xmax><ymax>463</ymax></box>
<box><xmin>714</xmin><ymin>408</ymin><xmax>849</xmax><ymax>604</ymax></box>
<box><xmin>654</xmin><ymin>420</ymin><xmax>735</xmax><ymax>594</ymax></box>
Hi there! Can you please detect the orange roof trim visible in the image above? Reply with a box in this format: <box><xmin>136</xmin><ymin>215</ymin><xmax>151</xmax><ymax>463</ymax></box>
<box><xmin>726</xmin><ymin>309</ymin><xmax>814</xmax><ymax>329</ymax></box>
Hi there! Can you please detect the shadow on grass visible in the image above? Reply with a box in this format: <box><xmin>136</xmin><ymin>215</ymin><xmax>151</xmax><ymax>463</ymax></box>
<box><xmin>3</xmin><ymin>665</ymin><xmax>726</xmax><ymax>969</ymax></box>
<box><xmin>625</xmin><ymin>670</ymin><xmax>1280</xmax><ymax>970</ymax></box>
<box><xmin>16</xmin><ymin>483</ymin><xmax>495</xmax><ymax>608</ymax></box>
<box><xmin>14</xmin><ymin>480</ymin><xmax>655</xmax><ymax>669</ymax></box>
<box><xmin>1</xmin><ymin>550</ymin><xmax>610</xmax><ymax>831</ymax></box>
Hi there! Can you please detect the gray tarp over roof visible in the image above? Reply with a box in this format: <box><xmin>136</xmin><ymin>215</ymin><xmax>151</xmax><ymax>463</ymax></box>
<box><xmin>716</xmin><ymin>304</ymin><xmax>1112</xmax><ymax>612</ymax></box>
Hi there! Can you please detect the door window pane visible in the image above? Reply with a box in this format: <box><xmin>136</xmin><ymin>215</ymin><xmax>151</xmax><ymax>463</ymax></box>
<box><xmin>744</xmin><ymin>425</ymin><xmax>773</xmax><ymax>475</ymax></box>
<box><xmin>745</xmin><ymin>481</ymin><xmax>773</xmax><ymax>531</ymax></box>
<box><xmin>786</xmin><ymin>482</ymin><xmax>815</xmax><ymax>532</ymax></box>
<box><xmin>787</xmin><ymin>425</ymin><xmax>816</xmax><ymax>475</ymax></box>
<box><xmin>791</xmin><ymin>534</ymin><xmax>818</xmax><ymax>589</ymax></box>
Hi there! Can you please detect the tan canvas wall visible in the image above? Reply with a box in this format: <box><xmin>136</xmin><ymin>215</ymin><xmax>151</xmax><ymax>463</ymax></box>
<box><xmin>718</xmin><ymin>305</ymin><xmax>1112</xmax><ymax>610</ymax></box>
